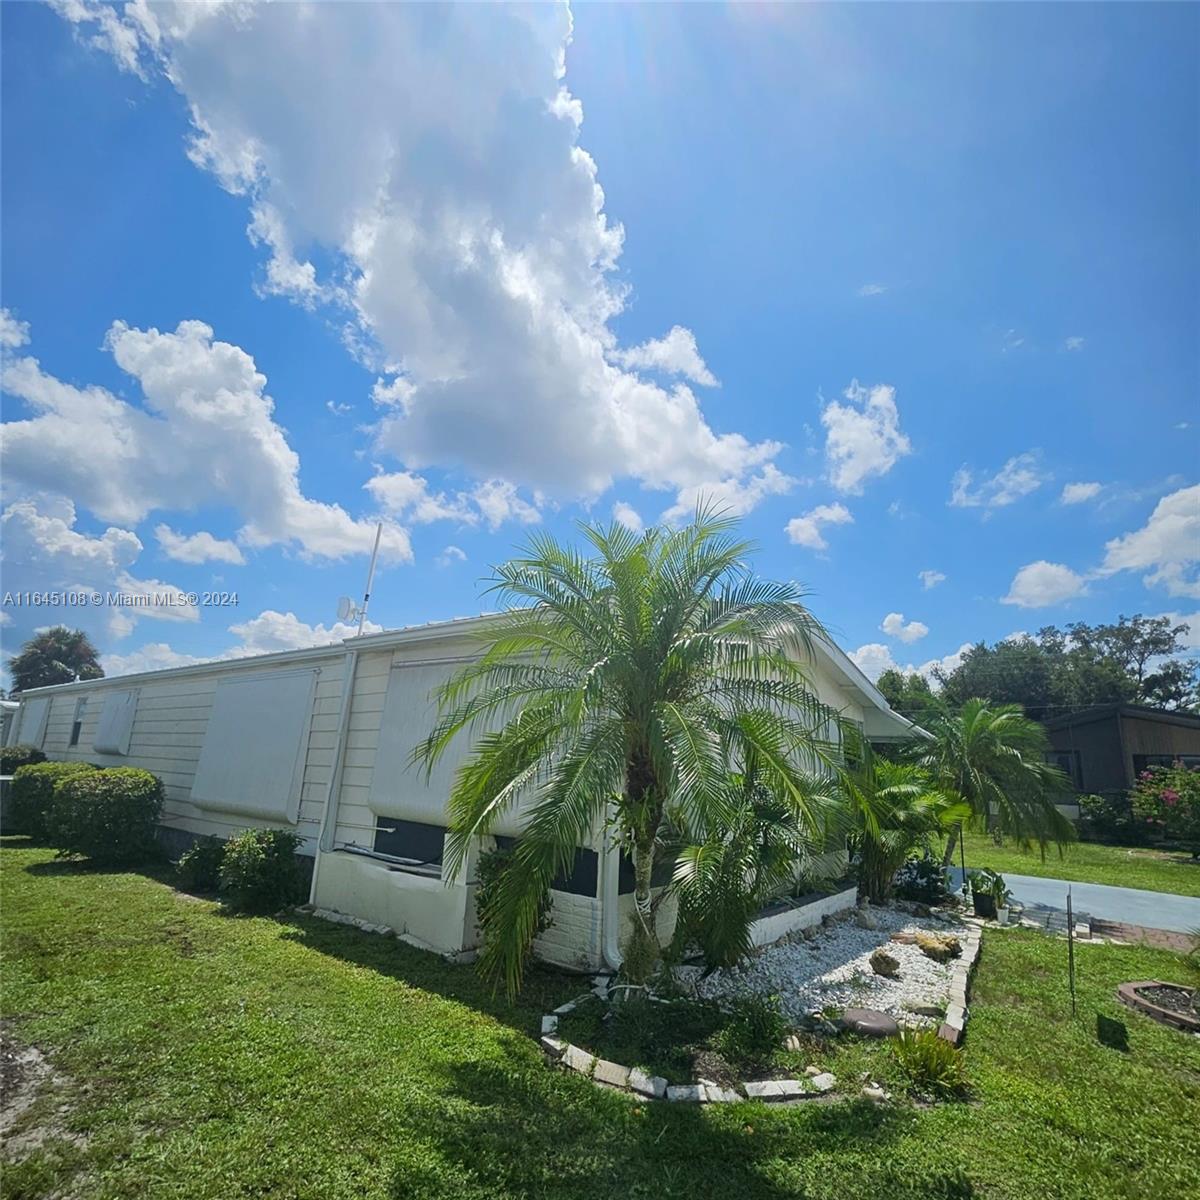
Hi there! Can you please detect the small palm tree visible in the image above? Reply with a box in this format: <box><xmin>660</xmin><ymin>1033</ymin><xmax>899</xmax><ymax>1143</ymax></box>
<box><xmin>844</xmin><ymin>754</ymin><xmax>969</xmax><ymax>903</ymax></box>
<box><xmin>415</xmin><ymin>511</ymin><xmax>845</xmax><ymax>994</ymax></box>
<box><xmin>917</xmin><ymin>699</ymin><xmax>1074</xmax><ymax>866</ymax></box>
<box><xmin>8</xmin><ymin>626</ymin><xmax>104</xmax><ymax>692</ymax></box>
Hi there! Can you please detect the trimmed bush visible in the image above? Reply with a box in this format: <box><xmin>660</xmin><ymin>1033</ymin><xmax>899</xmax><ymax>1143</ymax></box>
<box><xmin>1077</xmin><ymin>792</ymin><xmax>1140</xmax><ymax>845</ymax></box>
<box><xmin>176</xmin><ymin>836</ymin><xmax>226</xmax><ymax>893</ymax></box>
<box><xmin>891</xmin><ymin>1027</ymin><xmax>969</xmax><ymax>1099</ymax></box>
<box><xmin>1</xmin><ymin>744</ymin><xmax>47</xmax><ymax>776</ymax></box>
<box><xmin>47</xmin><ymin>767</ymin><xmax>163</xmax><ymax>864</ymax></box>
<box><xmin>9</xmin><ymin>761</ymin><xmax>99</xmax><ymax>838</ymax></box>
<box><xmin>219</xmin><ymin>829</ymin><xmax>304</xmax><ymax>914</ymax></box>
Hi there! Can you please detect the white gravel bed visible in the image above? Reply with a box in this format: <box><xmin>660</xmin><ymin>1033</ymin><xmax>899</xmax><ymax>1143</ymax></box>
<box><xmin>694</xmin><ymin>904</ymin><xmax>967</xmax><ymax>1025</ymax></box>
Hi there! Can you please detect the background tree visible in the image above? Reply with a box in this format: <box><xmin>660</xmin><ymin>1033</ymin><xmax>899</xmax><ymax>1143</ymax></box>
<box><xmin>876</xmin><ymin>669</ymin><xmax>944</xmax><ymax>729</ymax></box>
<box><xmin>8</xmin><ymin>626</ymin><xmax>103</xmax><ymax>692</ymax></box>
<box><xmin>416</xmin><ymin>513</ymin><xmax>844</xmax><ymax>995</ymax></box>
<box><xmin>916</xmin><ymin>699</ymin><xmax>1075</xmax><ymax>865</ymax></box>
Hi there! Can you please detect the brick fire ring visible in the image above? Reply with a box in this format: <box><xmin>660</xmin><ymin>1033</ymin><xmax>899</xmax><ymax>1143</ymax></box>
<box><xmin>1116</xmin><ymin>980</ymin><xmax>1200</xmax><ymax>1034</ymax></box>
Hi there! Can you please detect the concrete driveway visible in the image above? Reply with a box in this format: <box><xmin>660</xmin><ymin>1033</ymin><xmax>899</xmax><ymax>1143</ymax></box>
<box><xmin>948</xmin><ymin>869</ymin><xmax>1200</xmax><ymax>934</ymax></box>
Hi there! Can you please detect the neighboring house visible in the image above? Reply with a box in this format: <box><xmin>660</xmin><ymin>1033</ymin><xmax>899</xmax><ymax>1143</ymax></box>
<box><xmin>1044</xmin><ymin>704</ymin><xmax>1200</xmax><ymax>799</ymax></box>
<box><xmin>0</xmin><ymin>699</ymin><xmax>18</xmax><ymax>749</ymax></box>
<box><xmin>2</xmin><ymin>615</ymin><xmax>918</xmax><ymax>968</ymax></box>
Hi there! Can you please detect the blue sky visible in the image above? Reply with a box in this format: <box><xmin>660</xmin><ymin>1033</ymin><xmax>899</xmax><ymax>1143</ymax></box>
<box><xmin>1</xmin><ymin>1</ymin><xmax>1197</xmax><ymax>682</ymax></box>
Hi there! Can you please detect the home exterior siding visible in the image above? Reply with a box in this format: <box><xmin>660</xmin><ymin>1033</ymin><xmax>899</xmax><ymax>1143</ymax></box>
<box><xmin>6</xmin><ymin>618</ymin><xmax>918</xmax><ymax>968</ymax></box>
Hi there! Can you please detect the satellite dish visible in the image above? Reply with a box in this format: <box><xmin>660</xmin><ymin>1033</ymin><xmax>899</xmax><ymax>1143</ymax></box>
<box><xmin>336</xmin><ymin>596</ymin><xmax>356</xmax><ymax>622</ymax></box>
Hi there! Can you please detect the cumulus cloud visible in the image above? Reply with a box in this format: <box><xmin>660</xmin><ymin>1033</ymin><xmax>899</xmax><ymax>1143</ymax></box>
<box><xmin>784</xmin><ymin>502</ymin><xmax>853</xmax><ymax>551</ymax></box>
<box><xmin>1</xmin><ymin>316</ymin><xmax>410</xmax><ymax>562</ymax></box>
<box><xmin>1098</xmin><ymin>484</ymin><xmax>1200</xmax><ymax>598</ymax></box>
<box><xmin>612</xmin><ymin>326</ymin><xmax>718</xmax><ymax>387</ymax></box>
<box><xmin>663</xmin><ymin>465</ymin><xmax>795</xmax><ymax>525</ymax></box>
<box><xmin>1061</xmin><ymin>481</ymin><xmax>1101</xmax><ymax>505</ymax></box>
<box><xmin>154</xmin><ymin>525</ymin><xmax>246</xmax><ymax>566</ymax></box>
<box><xmin>364</xmin><ymin>472</ymin><xmax>478</xmax><ymax>526</ymax></box>
<box><xmin>1002</xmin><ymin>560</ymin><xmax>1087</xmax><ymax>608</ymax></box>
<box><xmin>53</xmin><ymin>1</ymin><xmax>781</xmax><ymax>517</ymax></box>
<box><xmin>821</xmin><ymin>381</ymin><xmax>911</xmax><ymax>495</ymax></box>
<box><xmin>1</xmin><ymin>307</ymin><xmax>30</xmax><ymax>349</ymax></box>
<box><xmin>435</xmin><ymin>545</ymin><xmax>467</xmax><ymax>568</ymax></box>
<box><xmin>951</xmin><ymin>452</ymin><xmax>1047</xmax><ymax>510</ymax></box>
<box><xmin>1</xmin><ymin>497</ymin><xmax>198</xmax><ymax>638</ymax></box>
<box><xmin>850</xmin><ymin>640</ymin><xmax>972</xmax><ymax>685</ymax></box>
<box><xmin>880</xmin><ymin>612</ymin><xmax>929</xmax><ymax>644</ymax></box>
<box><xmin>1063</xmin><ymin>336</ymin><xmax>1085</xmax><ymax>351</ymax></box>
<box><xmin>612</xmin><ymin>501</ymin><xmax>643</xmax><ymax>533</ymax></box>
<box><xmin>918</xmin><ymin>569</ymin><xmax>946</xmax><ymax>590</ymax></box>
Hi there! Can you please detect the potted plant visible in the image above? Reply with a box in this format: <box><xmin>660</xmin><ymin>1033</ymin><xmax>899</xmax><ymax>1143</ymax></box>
<box><xmin>990</xmin><ymin>872</ymin><xmax>1012</xmax><ymax>925</ymax></box>
<box><xmin>967</xmin><ymin>869</ymin><xmax>997</xmax><ymax>919</ymax></box>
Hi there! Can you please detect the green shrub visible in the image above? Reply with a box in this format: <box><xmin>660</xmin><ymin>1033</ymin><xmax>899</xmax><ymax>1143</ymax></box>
<box><xmin>9</xmin><ymin>761</ymin><xmax>99</xmax><ymax>838</ymax></box>
<box><xmin>475</xmin><ymin>842</ymin><xmax>552</xmax><ymax>962</ymax></box>
<box><xmin>1</xmin><ymin>744</ymin><xmax>46</xmax><ymax>775</ymax></box>
<box><xmin>891</xmin><ymin>1027</ymin><xmax>969</xmax><ymax>1099</ymax></box>
<box><xmin>47</xmin><ymin>767</ymin><xmax>163</xmax><ymax>865</ymax></box>
<box><xmin>219</xmin><ymin>829</ymin><xmax>304</xmax><ymax>913</ymax></box>
<box><xmin>1077</xmin><ymin>793</ymin><xmax>1140</xmax><ymax>845</ymax></box>
<box><xmin>893</xmin><ymin>855</ymin><xmax>949</xmax><ymax>904</ymax></box>
<box><xmin>714</xmin><ymin>993</ymin><xmax>788</xmax><ymax>1068</ymax></box>
<box><xmin>176</xmin><ymin>836</ymin><xmax>226</xmax><ymax>892</ymax></box>
<box><xmin>1130</xmin><ymin>764</ymin><xmax>1200</xmax><ymax>856</ymax></box>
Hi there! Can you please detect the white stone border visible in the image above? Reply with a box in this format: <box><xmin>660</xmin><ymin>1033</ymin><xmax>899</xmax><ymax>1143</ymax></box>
<box><xmin>541</xmin><ymin>978</ymin><xmax>838</xmax><ymax>1103</ymax></box>
<box><xmin>936</xmin><ymin>922</ymin><xmax>983</xmax><ymax>1046</ymax></box>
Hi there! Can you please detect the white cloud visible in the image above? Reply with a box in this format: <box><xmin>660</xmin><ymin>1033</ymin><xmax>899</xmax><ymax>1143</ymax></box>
<box><xmin>784</xmin><ymin>502</ymin><xmax>853</xmax><ymax>551</ymax></box>
<box><xmin>1</xmin><ymin>308</ymin><xmax>30</xmax><ymax>350</ymax></box>
<box><xmin>820</xmin><ymin>381</ymin><xmax>911</xmax><ymax>495</ymax></box>
<box><xmin>54</xmin><ymin>2</ymin><xmax>780</xmax><ymax>517</ymax></box>
<box><xmin>612</xmin><ymin>326</ymin><xmax>718</xmax><ymax>387</ymax></box>
<box><xmin>663</xmin><ymin>465</ymin><xmax>795</xmax><ymax>525</ymax></box>
<box><xmin>850</xmin><ymin>640</ymin><xmax>972</xmax><ymax>685</ymax></box>
<box><xmin>1063</xmin><ymin>336</ymin><xmax>1085</xmax><ymax>352</ymax></box>
<box><xmin>1061</xmin><ymin>481</ymin><xmax>1102</xmax><ymax>505</ymax></box>
<box><xmin>154</xmin><ymin>525</ymin><xmax>246</xmax><ymax>566</ymax></box>
<box><xmin>1098</xmin><ymin>485</ymin><xmax>1200</xmax><ymax>598</ymax></box>
<box><xmin>101</xmin><ymin>608</ymin><xmax>385</xmax><ymax>677</ymax></box>
<box><xmin>472</xmin><ymin>479</ymin><xmax>542</xmax><ymax>531</ymax></box>
<box><xmin>857</xmin><ymin>283</ymin><xmax>887</xmax><ymax>297</ymax></box>
<box><xmin>435</xmin><ymin>545</ymin><xmax>468</xmax><ymax>568</ymax></box>
<box><xmin>950</xmin><ymin>452</ymin><xmax>1047</xmax><ymax>509</ymax></box>
<box><xmin>1</xmin><ymin>497</ymin><xmax>199</xmax><ymax>638</ymax></box>
<box><xmin>880</xmin><ymin>612</ymin><xmax>929</xmax><ymax>644</ymax></box>
<box><xmin>1153</xmin><ymin>612</ymin><xmax>1200</xmax><ymax>651</ymax></box>
<box><xmin>326</xmin><ymin>400</ymin><xmax>353</xmax><ymax>417</ymax></box>
<box><xmin>612</xmin><ymin>501</ymin><xmax>643</xmax><ymax>534</ymax></box>
<box><xmin>918</xmin><ymin>569</ymin><xmax>946</xmax><ymax>590</ymax></box>
<box><xmin>1002</xmin><ymin>560</ymin><xmax>1088</xmax><ymax>608</ymax></box>
<box><xmin>1</xmin><ymin>317</ymin><xmax>410</xmax><ymax>563</ymax></box>
<box><xmin>1001</xmin><ymin>329</ymin><xmax>1026</xmax><ymax>352</ymax></box>
<box><xmin>364</xmin><ymin>472</ymin><xmax>478</xmax><ymax>526</ymax></box>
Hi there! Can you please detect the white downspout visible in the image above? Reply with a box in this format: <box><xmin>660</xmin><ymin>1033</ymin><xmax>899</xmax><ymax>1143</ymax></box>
<box><xmin>309</xmin><ymin>647</ymin><xmax>359</xmax><ymax>904</ymax></box>
<box><xmin>599</xmin><ymin>811</ymin><xmax>623</xmax><ymax>972</ymax></box>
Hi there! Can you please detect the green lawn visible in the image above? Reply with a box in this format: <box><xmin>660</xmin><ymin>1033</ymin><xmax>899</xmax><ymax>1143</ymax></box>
<box><xmin>959</xmin><ymin>830</ymin><xmax>1200</xmax><ymax>897</ymax></box>
<box><xmin>3</xmin><ymin>838</ymin><xmax>1199</xmax><ymax>1200</ymax></box>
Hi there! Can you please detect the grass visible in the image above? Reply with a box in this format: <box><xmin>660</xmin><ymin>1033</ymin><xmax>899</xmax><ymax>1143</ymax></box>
<box><xmin>2</xmin><ymin>837</ymin><xmax>1199</xmax><ymax>1200</ymax></box>
<box><xmin>959</xmin><ymin>830</ymin><xmax>1200</xmax><ymax>897</ymax></box>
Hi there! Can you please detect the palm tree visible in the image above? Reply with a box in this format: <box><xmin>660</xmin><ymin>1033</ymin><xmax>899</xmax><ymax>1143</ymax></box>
<box><xmin>8</xmin><ymin>626</ymin><xmax>103</xmax><ymax>692</ymax></box>
<box><xmin>917</xmin><ymin>699</ymin><xmax>1075</xmax><ymax>866</ymax></box>
<box><xmin>415</xmin><ymin>512</ymin><xmax>845</xmax><ymax>994</ymax></box>
<box><xmin>844</xmin><ymin>754</ymin><xmax>969</xmax><ymax>903</ymax></box>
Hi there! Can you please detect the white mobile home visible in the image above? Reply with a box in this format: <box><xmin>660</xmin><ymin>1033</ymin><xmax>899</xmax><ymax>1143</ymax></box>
<box><xmin>3</xmin><ymin>616</ymin><xmax>919</xmax><ymax>969</ymax></box>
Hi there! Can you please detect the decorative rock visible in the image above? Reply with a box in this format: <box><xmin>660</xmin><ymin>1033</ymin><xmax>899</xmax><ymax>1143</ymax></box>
<box><xmin>784</xmin><ymin>1034</ymin><xmax>804</xmax><ymax>1051</ymax></box>
<box><xmin>808</xmin><ymin>1072</ymin><xmax>836</xmax><ymax>1093</ymax></box>
<box><xmin>540</xmin><ymin>1035</ymin><xmax>566</xmax><ymax>1059</ymax></box>
<box><xmin>628</xmin><ymin>1068</ymin><xmax>668</xmax><ymax>1100</ymax></box>
<box><xmin>744</xmin><ymin>1080</ymin><xmax>785</xmax><ymax>1100</ymax></box>
<box><xmin>869</xmin><ymin>948</ymin><xmax>900</xmax><ymax>978</ymax></box>
<box><xmin>840</xmin><ymin>1008</ymin><xmax>901</xmax><ymax>1037</ymax></box>
<box><xmin>541</xmin><ymin>1014</ymin><xmax>559</xmax><ymax>1035</ymax></box>
<box><xmin>704</xmin><ymin>1084</ymin><xmax>742</xmax><ymax>1103</ymax></box>
<box><xmin>853</xmin><ymin>908</ymin><xmax>879</xmax><ymax>930</ymax></box>
<box><xmin>666</xmin><ymin>1084</ymin><xmax>705</xmax><ymax>1103</ymax></box>
<box><xmin>902</xmin><ymin>1001</ymin><xmax>944</xmax><ymax>1018</ymax></box>
<box><xmin>889</xmin><ymin>932</ymin><xmax>919</xmax><ymax>945</ymax></box>
<box><xmin>774</xmin><ymin>1079</ymin><xmax>810</xmax><ymax>1099</ymax></box>
<box><xmin>915</xmin><ymin>931</ymin><xmax>962</xmax><ymax>963</ymax></box>
<box><xmin>593</xmin><ymin>1058</ymin><xmax>631</xmax><ymax>1089</ymax></box>
<box><xmin>862</xmin><ymin>1084</ymin><xmax>889</xmax><ymax>1102</ymax></box>
<box><xmin>562</xmin><ymin>1044</ymin><xmax>596</xmax><ymax>1075</ymax></box>
<box><xmin>804</xmin><ymin>1064</ymin><xmax>822</xmax><ymax>1077</ymax></box>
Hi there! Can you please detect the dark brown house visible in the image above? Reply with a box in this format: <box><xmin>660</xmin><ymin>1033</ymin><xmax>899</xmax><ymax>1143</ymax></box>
<box><xmin>1044</xmin><ymin>704</ymin><xmax>1200</xmax><ymax>797</ymax></box>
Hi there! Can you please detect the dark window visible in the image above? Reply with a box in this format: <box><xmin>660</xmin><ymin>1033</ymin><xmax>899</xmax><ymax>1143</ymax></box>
<box><xmin>493</xmin><ymin>836</ymin><xmax>598</xmax><ymax>897</ymax></box>
<box><xmin>69</xmin><ymin>699</ymin><xmax>87</xmax><ymax>747</ymax></box>
<box><xmin>1046</xmin><ymin>750</ymin><xmax>1081</xmax><ymax>789</ymax></box>
<box><xmin>372</xmin><ymin>817</ymin><xmax>445</xmax><ymax>865</ymax></box>
<box><xmin>1134</xmin><ymin>754</ymin><xmax>1200</xmax><ymax>775</ymax></box>
<box><xmin>617</xmin><ymin>851</ymin><xmax>676</xmax><ymax>895</ymax></box>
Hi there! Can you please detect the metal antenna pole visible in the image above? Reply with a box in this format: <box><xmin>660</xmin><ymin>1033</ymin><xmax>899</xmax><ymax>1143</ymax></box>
<box><xmin>357</xmin><ymin>522</ymin><xmax>383</xmax><ymax>637</ymax></box>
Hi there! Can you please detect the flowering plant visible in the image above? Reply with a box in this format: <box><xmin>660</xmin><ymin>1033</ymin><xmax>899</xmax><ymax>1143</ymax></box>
<box><xmin>1129</xmin><ymin>763</ymin><xmax>1200</xmax><ymax>856</ymax></box>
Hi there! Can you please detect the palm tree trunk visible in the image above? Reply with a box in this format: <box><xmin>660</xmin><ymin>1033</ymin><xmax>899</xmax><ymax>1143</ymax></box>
<box><xmin>942</xmin><ymin>822</ymin><xmax>962</xmax><ymax>868</ymax></box>
<box><xmin>625</xmin><ymin>832</ymin><xmax>660</xmax><ymax>984</ymax></box>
